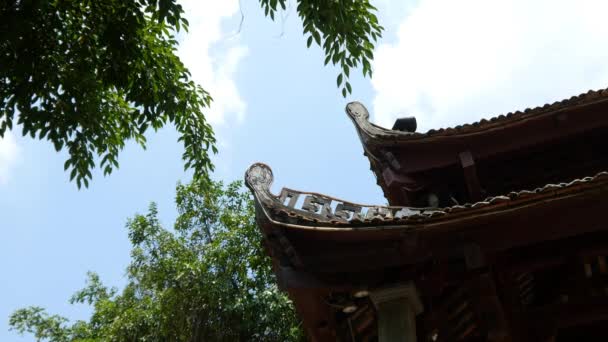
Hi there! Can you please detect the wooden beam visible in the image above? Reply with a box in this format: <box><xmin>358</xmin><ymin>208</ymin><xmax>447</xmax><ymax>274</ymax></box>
<box><xmin>468</xmin><ymin>273</ymin><xmax>511</xmax><ymax>341</ymax></box>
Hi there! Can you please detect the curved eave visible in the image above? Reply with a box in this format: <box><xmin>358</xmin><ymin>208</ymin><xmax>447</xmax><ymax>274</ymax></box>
<box><xmin>245</xmin><ymin>164</ymin><xmax>608</xmax><ymax>274</ymax></box>
<box><xmin>246</xmin><ymin>163</ymin><xmax>608</xmax><ymax>233</ymax></box>
<box><xmin>346</xmin><ymin>87</ymin><xmax>608</xmax><ymax>145</ymax></box>
<box><xmin>346</xmin><ymin>90</ymin><xmax>608</xmax><ymax>206</ymax></box>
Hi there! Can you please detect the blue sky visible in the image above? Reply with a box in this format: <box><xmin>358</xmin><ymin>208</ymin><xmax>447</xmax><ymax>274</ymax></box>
<box><xmin>3</xmin><ymin>0</ymin><xmax>608</xmax><ymax>340</ymax></box>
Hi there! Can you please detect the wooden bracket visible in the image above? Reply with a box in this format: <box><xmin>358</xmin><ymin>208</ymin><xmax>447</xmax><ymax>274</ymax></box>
<box><xmin>459</xmin><ymin>151</ymin><xmax>483</xmax><ymax>202</ymax></box>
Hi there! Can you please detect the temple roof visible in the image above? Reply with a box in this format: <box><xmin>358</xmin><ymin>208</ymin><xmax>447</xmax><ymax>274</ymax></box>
<box><xmin>246</xmin><ymin>89</ymin><xmax>608</xmax><ymax>341</ymax></box>
<box><xmin>245</xmin><ymin>164</ymin><xmax>608</xmax><ymax>341</ymax></box>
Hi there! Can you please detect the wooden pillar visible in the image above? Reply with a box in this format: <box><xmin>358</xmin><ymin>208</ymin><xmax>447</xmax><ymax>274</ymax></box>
<box><xmin>370</xmin><ymin>283</ymin><xmax>423</xmax><ymax>342</ymax></box>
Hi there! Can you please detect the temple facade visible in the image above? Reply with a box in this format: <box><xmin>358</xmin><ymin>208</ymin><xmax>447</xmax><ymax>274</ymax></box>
<box><xmin>245</xmin><ymin>88</ymin><xmax>608</xmax><ymax>341</ymax></box>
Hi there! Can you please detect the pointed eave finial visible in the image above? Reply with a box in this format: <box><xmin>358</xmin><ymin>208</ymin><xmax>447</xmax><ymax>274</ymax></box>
<box><xmin>345</xmin><ymin>102</ymin><xmax>415</xmax><ymax>147</ymax></box>
<box><xmin>345</xmin><ymin>101</ymin><xmax>371</xmax><ymax>121</ymax></box>
<box><xmin>345</xmin><ymin>101</ymin><xmax>375</xmax><ymax>146</ymax></box>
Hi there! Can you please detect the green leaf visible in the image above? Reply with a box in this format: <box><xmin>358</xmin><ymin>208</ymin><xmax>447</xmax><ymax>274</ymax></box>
<box><xmin>337</xmin><ymin>73</ymin><xmax>343</xmax><ymax>87</ymax></box>
<box><xmin>290</xmin><ymin>0</ymin><xmax>383</xmax><ymax>93</ymax></box>
<box><xmin>313</xmin><ymin>31</ymin><xmax>321</xmax><ymax>45</ymax></box>
<box><xmin>69</xmin><ymin>168</ymin><xmax>77</xmax><ymax>181</ymax></box>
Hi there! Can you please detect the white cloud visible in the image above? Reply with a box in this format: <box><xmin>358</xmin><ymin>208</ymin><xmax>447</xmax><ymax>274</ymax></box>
<box><xmin>372</xmin><ymin>0</ymin><xmax>608</xmax><ymax>132</ymax></box>
<box><xmin>177</xmin><ymin>1</ymin><xmax>247</xmax><ymax>125</ymax></box>
<box><xmin>0</xmin><ymin>132</ymin><xmax>19</xmax><ymax>185</ymax></box>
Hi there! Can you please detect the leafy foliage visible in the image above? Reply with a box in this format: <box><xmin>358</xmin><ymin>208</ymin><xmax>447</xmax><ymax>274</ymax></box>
<box><xmin>1</xmin><ymin>0</ymin><xmax>382</xmax><ymax>187</ymax></box>
<box><xmin>0</xmin><ymin>0</ymin><xmax>214</xmax><ymax>188</ymax></box>
<box><xmin>260</xmin><ymin>0</ymin><xmax>384</xmax><ymax>97</ymax></box>
<box><xmin>9</xmin><ymin>180</ymin><xmax>303</xmax><ymax>341</ymax></box>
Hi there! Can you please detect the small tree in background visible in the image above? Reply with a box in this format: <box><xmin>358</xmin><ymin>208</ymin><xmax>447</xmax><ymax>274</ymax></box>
<box><xmin>10</xmin><ymin>180</ymin><xmax>303</xmax><ymax>341</ymax></box>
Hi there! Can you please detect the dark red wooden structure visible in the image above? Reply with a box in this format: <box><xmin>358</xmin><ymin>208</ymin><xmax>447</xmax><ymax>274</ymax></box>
<box><xmin>246</xmin><ymin>88</ymin><xmax>608</xmax><ymax>341</ymax></box>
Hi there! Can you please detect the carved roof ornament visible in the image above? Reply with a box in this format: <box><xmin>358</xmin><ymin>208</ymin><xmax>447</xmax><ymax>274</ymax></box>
<box><xmin>245</xmin><ymin>162</ymin><xmax>273</xmax><ymax>193</ymax></box>
<box><xmin>345</xmin><ymin>102</ymin><xmax>416</xmax><ymax>145</ymax></box>
<box><xmin>244</xmin><ymin>163</ymin><xmax>277</xmax><ymax>209</ymax></box>
<box><xmin>245</xmin><ymin>163</ymin><xmax>443</xmax><ymax>227</ymax></box>
<box><xmin>245</xmin><ymin>163</ymin><xmax>608</xmax><ymax>231</ymax></box>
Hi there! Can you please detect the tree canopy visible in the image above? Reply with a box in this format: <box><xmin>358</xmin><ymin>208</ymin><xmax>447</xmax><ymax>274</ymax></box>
<box><xmin>0</xmin><ymin>0</ymin><xmax>382</xmax><ymax>187</ymax></box>
<box><xmin>9</xmin><ymin>179</ymin><xmax>303</xmax><ymax>341</ymax></box>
